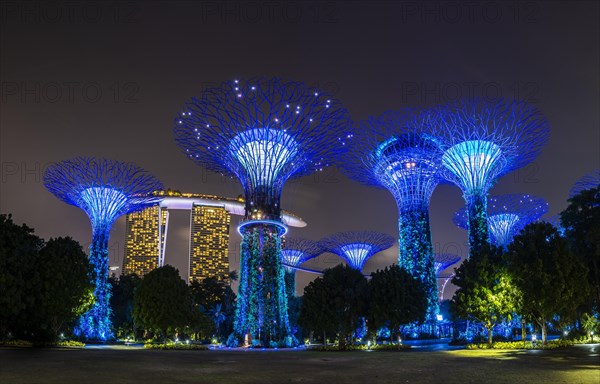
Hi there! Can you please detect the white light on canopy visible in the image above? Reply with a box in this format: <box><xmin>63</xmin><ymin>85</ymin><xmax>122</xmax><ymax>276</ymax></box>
<box><xmin>340</xmin><ymin>243</ymin><xmax>374</xmax><ymax>270</ymax></box>
<box><xmin>232</xmin><ymin>128</ymin><xmax>299</xmax><ymax>186</ymax></box>
<box><xmin>442</xmin><ymin>140</ymin><xmax>503</xmax><ymax>193</ymax></box>
<box><xmin>488</xmin><ymin>213</ymin><xmax>521</xmax><ymax>246</ymax></box>
<box><xmin>79</xmin><ymin>187</ymin><xmax>128</xmax><ymax>224</ymax></box>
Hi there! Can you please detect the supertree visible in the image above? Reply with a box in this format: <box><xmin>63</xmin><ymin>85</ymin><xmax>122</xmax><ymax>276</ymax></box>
<box><xmin>341</xmin><ymin>108</ymin><xmax>445</xmax><ymax>319</ymax></box>
<box><xmin>319</xmin><ymin>231</ymin><xmax>394</xmax><ymax>271</ymax></box>
<box><xmin>434</xmin><ymin>98</ymin><xmax>550</xmax><ymax>255</ymax></box>
<box><xmin>434</xmin><ymin>253</ymin><xmax>461</xmax><ymax>276</ymax></box>
<box><xmin>454</xmin><ymin>194</ymin><xmax>549</xmax><ymax>248</ymax></box>
<box><xmin>281</xmin><ymin>238</ymin><xmax>323</xmax><ymax>298</ymax></box>
<box><xmin>173</xmin><ymin>78</ymin><xmax>350</xmax><ymax>347</ymax></box>
<box><xmin>569</xmin><ymin>169</ymin><xmax>600</xmax><ymax>199</ymax></box>
<box><xmin>434</xmin><ymin>254</ymin><xmax>461</xmax><ymax>301</ymax></box>
<box><xmin>43</xmin><ymin>157</ymin><xmax>163</xmax><ymax>340</ymax></box>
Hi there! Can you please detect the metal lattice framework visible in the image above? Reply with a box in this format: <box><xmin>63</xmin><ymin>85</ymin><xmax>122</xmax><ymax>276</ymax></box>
<box><xmin>43</xmin><ymin>157</ymin><xmax>163</xmax><ymax>340</ymax></box>
<box><xmin>341</xmin><ymin>108</ymin><xmax>445</xmax><ymax>320</ymax></box>
<box><xmin>342</xmin><ymin>108</ymin><xmax>445</xmax><ymax>212</ymax></box>
<box><xmin>173</xmin><ymin>77</ymin><xmax>351</xmax><ymax>223</ymax></box>
<box><xmin>319</xmin><ymin>231</ymin><xmax>395</xmax><ymax>271</ymax></box>
<box><xmin>433</xmin><ymin>98</ymin><xmax>550</xmax><ymax>254</ymax></box>
<box><xmin>434</xmin><ymin>253</ymin><xmax>462</xmax><ymax>276</ymax></box>
<box><xmin>173</xmin><ymin>78</ymin><xmax>350</xmax><ymax>348</ymax></box>
<box><xmin>282</xmin><ymin>237</ymin><xmax>323</xmax><ymax>271</ymax></box>
<box><xmin>454</xmin><ymin>194</ymin><xmax>549</xmax><ymax>248</ymax></box>
<box><xmin>569</xmin><ymin>169</ymin><xmax>600</xmax><ymax>199</ymax></box>
<box><xmin>281</xmin><ymin>237</ymin><xmax>323</xmax><ymax>298</ymax></box>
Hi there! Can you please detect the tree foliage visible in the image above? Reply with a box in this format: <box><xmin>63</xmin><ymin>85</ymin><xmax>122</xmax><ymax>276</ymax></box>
<box><xmin>299</xmin><ymin>265</ymin><xmax>368</xmax><ymax>347</ymax></box>
<box><xmin>133</xmin><ymin>265</ymin><xmax>192</xmax><ymax>340</ymax></box>
<box><xmin>452</xmin><ymin>244</ymin><xmax>519</xmax><ymax>345</ymax></box>
<box><xmin>110</xmin><ymin>273</ymin><xmax>141</xmax><ymax>338</ymax></box>
<box><xmin>561</xmin><ymin>186</ymin><xmax>600</xmax><ymax>309</ymax></box>
<box><xmin>0</xmin><ymin>215</ymin><xmax>93</xmax><ymax>342</ymax></box>
<box><xmin>368</xmin><ymin>265</ymin><xmax>428</xmax><ymax>342</ymax></box>
<box><xmin>507</xmin><ymin>222</ymin><xmax>589</xmax><ymax>343</ymax></box>
<box><xmin>33</xmin><ymin>237</ymin><xmax>95</xmax><ymax>341</ymax></box>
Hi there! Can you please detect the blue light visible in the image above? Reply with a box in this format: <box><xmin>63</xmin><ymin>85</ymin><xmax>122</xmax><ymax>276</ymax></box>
<box><xmin>44</xmin><ymin>157</ymin><xmax>163</xmax><ymax>340</ymax></box>
<box><xmin>175</xmin><ymin>78</ymin><xmax>350</xmax><ymax>347</ymax></box>
<box><xmin>340</xmin><ymin>243</ymin><xmax>374</xmax><ymax>270</ymax></box>
<box><xmin>569</xmin><ymin>169</ymin><xmax>600</xmax><ymax>199</ymax></box>
<box><xmin>442</xmin><ymin>140</ymin><xmax>504</xmax><ymax>195</ymax></box>
<box><xmin>320</xmin><ymin>231</ymin><xmax>394</xmax><ymax>271</ymax></box>
<box><xmin>454</xmin><ymin>194</ymin><xmax>549</xmax><ymax>248</ymax></box>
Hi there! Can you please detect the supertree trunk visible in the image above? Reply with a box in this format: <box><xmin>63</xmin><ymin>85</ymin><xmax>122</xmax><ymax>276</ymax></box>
<box><xmin>398</xmin><ymin>208</ymin><xmax>439</xmax><ymax>321</ymax></box>
<box><xmin>284</xmin><ymin>270</ymin><xmax>296</xmax><ymax>299</ymax></box>
<box><xmin>227</xmin><ymin>223</ymin><xmax>297</xmax><ymax>347</ymax></box>
<box><xmin>467</xmin><ymin>193</ymin><xmax>490</xmax><ymax>256</ymax></box>
<box><xmin>75</xmin><ymin>226</ymin><xmax>113</xmax><ymax>340</ymax></box>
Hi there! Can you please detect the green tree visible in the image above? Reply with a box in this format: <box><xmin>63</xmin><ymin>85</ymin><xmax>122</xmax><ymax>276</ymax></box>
<box><xmin>110</xmin><ymin>273</ymin><xmax>141</xmax><ymax>338</ymax></box>
<box><xmin>507</xmin><ymin>222</ymin><xmax>589</xmax><ymax>344</ymax></box>
<box><xmin>0</xmin><ymin>214</ymin><xmax>44</xmax><ymax>338</ymax></box>
<box><xmin>561</xmin><ymin>186</ymin><xmax>600</xmax><ymax>309</ymax></box>
<box><xmin>32</xmin><ymin>237</ymin><xmax>95</xmax><ymax>341</ymax></box>
<box><xmin>452</xmin><ymin>244</ymin><xmax>519</xmax><ymax>346</ymax></box>
<box><xmin>133</xmin><ymin>265</ymin><xmax>192</xmax><ymax>341</ymax></box>
<box><xmin>299</xmin><ymin>265</ymin><xmax>368</xmax><ymax>348</ymax></box>
<box><xmin>368</xmin><ymin>265</ymin><xmax>427</xmax><ymax>346</ymax></box>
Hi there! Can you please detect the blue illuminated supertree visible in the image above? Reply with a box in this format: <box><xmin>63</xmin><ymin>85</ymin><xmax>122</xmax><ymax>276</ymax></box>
<box><xmin>569</xmin><ymin>169</ymin><xmax>600</xmax><ymax>199</ymax></box>
<box><xmin>341</xmin><ymin>108</ymin><xmax>445</xmax><ymax>319</ymax></box>
<box><xmin>454</xmin><ymin>194</ymin><xmax>549</xmax><ymax>248</ymax></box>
<box><xmin>281</xmin><ymin>238</ymin><xmax>323</xmax><ymax>298</ymax></box>
<box><xmin>319</xmin><ymin>231</ymin><xmax>394</xmax><ymax>271</ymax></box>
<box><xmin>434</xmin><ymin>253</ymin><xmax>461</xmax><ymax>276</ymax></box>
<box><xmin>434</xmin><ymin>254</ymin><xmax>461</xmax><ymax>301</ymax></box>
<box><xmin>173</xmin><ymin>78</ymin><xmax>350</xmax><ymax>347</ymax></box>
<box><xmin>43</xmin><ymin>157</ymin><xmax>163</xmax><ymax>340</ymax></box>
<box><xmin>433</xmin><ymin>98</ymin><xmax>550</xmax><ymax>256</ymax></box>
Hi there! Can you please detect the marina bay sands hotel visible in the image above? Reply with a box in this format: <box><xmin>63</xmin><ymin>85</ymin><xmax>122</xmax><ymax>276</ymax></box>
<box><xmin>122</xmin><ymin>190</ymin><xmax>305</xmax><ymax>283</ymax></box>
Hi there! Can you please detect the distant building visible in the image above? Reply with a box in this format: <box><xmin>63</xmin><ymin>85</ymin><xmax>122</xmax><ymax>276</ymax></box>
<box><xmin>122</xmin><ymin>190</ymin><xmax>306</xmax><ymax>283</ymax></box>
<box><xmin>189</xmin><ymin>204</ymin><xmax>230</xmax><ymax>283</ymax></box>
<box><xmin>123</xmin><ymin>206</ymin><xmax>168</xmax><ymax>276</ymax></box>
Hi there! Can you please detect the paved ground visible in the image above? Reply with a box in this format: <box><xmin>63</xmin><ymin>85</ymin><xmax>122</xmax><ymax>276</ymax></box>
<box><xmin>0</xmin><ymin>344</ymin><xmax>598</xmax><ymax>384</ymax></box>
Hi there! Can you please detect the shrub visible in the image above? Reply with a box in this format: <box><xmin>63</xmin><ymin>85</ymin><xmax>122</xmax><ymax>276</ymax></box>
<box><xmin>143</xmin><ymin>343</ymin><xmax>208</xmax><ymax>350</ymax></box>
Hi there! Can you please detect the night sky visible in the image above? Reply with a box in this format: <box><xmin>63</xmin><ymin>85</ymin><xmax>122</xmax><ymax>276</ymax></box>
<box><xmin>1</xmin><ymin>1</ymin><xmax>598</xmax><ymax>296</ymax></box>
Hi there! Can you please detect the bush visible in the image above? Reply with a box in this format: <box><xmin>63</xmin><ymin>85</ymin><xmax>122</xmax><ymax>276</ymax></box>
<box><xmin>55</xmin><ymin>340</ymin><xmax>85</xmax><ymax>348</ymax></box>
<box><xmin>466</xmin><ymin>339</ymin><xmax>584</xmax><ymax>350</ymax></box>
<box><xmin>143</xmin><ymin>343</ymin><xmax>208</xmax><ymax>350</ymax></box>
<box><xmin>0</xmin><ymin>340</ymin><xmax>33</xmax><ymax>347</ymax></box>
<box><xmin>370</xmin><ymin>343</ymin><xmax>411</xmax><ymax>351</ymax></box>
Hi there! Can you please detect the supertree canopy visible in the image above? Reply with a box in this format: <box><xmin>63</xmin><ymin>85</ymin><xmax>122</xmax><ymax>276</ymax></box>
<box><xmin>433</xmin><ymin>98</ymin><xmax>550</xmax><ymax>255</ymax></box>
<box><xmin>173</xmin><ymin>78</ymin><xmax>350</xmax><ymax>347</ymax></box>
<box><xmin>454</xmin><ymin>194</ymin><xmax>549</xmax><ymax>248</ymax></box>
<box><xmin>569</xmin><ymin>169</ymin><xmax>600</xmax><ymax>199</ymax></box>
<box><xmin>43</xmin><ymin>157</ymin><xmax>163</xmax><ymax>340</ymax></box>
<box><xmin>340</xmin><ymin>108</ymin><xmax>445</xmax><ymax>320</ymax></box>
<box><xmin>434</xmin><ymin>253</ymin><xmax>462</xmax><ymax>276</ymax></box>
<box><xmin>434</xmin><ymin>253</ymin><xmax>461</xmax><ymax>302</ymax></box>
<box><xmin>281</xmin><ymin>238</ymin><xmax>323</xmax><ymax>298</ymax></box>
<box><xmin>319</xmin><ymin>231</ymin><xmax>394</xmax><ymax>271</ymax></box>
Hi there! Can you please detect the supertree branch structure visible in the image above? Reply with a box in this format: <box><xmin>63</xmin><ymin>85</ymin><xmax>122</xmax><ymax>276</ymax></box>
<box><xmin>341</xmin><ymin>108</ymin><xmax>445</xmax><ymax>320</ymax></box>
<box><xmin>173</xmin><ymin>78</ymin><xmax>351</xmax><ymax>347</ymax></box>
<box><xmin>43</xmin><ymin>157</ymin><xmax>163</xmax><ymax>340</ymax></box>
<box><xmin>434</xmin><ymin>98</ymin><xmax>550</xmax><ymax>255</ymax></box>
<box><xmin>569</xmin><ymin>169</ymin><xmax>600</xmax><ymax>199</ymax></box>
<box><xmin>319</xmin><ymin>231</ymin><xmax>394</xmax><ymax>271</ymax></box>
<box><xmin>281</xmin><ymin>238</ymin><xmax>323</xmax><ymax>298</ymax></box>
<box><xmin>434</xmin><ymin>254</ymin><xmax>461</xmax><ymax>301</ymax></box>
<box><xmin>434</xmin><ymin>253</ymin><xmax>462</xmax><ymax>276</ymax></box>
<box><xmin>454</xmin><ymin>194</ymin><xmax>549</xmax><ymax>248</ymax></box>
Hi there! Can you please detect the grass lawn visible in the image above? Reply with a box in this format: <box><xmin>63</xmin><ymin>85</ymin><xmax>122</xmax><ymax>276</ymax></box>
<box><xmin>0</xmin><ymin>345</ymin><xmax>598</xmax><ymax>384</ymax></box>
